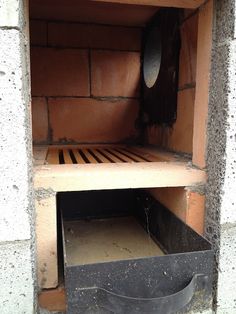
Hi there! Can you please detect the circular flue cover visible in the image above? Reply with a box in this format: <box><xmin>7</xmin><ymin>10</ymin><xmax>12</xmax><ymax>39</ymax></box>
<box><xmin>141</xmin><ymin>9</ymin><xmax>181</xmax><ymax>126</ymax></box>
<box><xmin>143</xmin><ymin>27</ymin><xmax>162</xmax><ymax>89</ymax></box>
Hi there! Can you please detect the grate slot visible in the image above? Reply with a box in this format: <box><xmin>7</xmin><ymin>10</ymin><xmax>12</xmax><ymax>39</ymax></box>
<box><xmin>129</xmin><ymin>147</ymin><xmax>161</xmax><ymax>162</ymax></box>
<box><xmin>112</xmin><ymin>148</ymin><xmax>137</xmax><ymax>162</ymax></box>
<box><xmin>72</xmin><ymin>149</ymin><xmax>86</xmax><ymax>164</ymax></box>
<box><xmin>69</xmin><ymin>149</ymin><xmax>77</xmax><ymax>164</ymax></box>
<box><xmin>63</xmin><ymin>149</ymin><xmax>73</xmax><ymax>164</ymax></box>
<box><xmin>82</xmin><ymin>149</ymin><xmax>99</xmax><ymax>163</ymax></box>
<box><xmin>92</xmin><ymin>149</ymin><xmax>111</xmax><ymax>163</ymax></box>
<box><xmin>101</xmin><ymin>149</ymin><xmax>124</xmax><ymax>163</ymax></box>
<box><xmin>59</xmin><ymin>149</ymin><xmax>65</xmax><ymax>164</ymax></box>
<box><xmin>96</xmin><ymin>149</ymin><xmax>115</xmax><ymax>163</ymax></box>
<box><xmin>78</xmin><ymin>149</ymin><xmax>90</xmax><ymax>163</ymax></box>
<box><xmin>116</xmin><ymin>148</ymin><xmax>143</xmax><ymax>162</ymax></box>
<box><xmin>105</xmin><ymin>148</ymin><xmax>127</xmax><ymax>162</ymax></box>
<box><xmin>122</xmin><ymin>148</ymin><xmax>151</xmax><ymax>162</ymax></box>
<box><xmin>87</xmin><ymin>149</ymin><xmax>102</xmax><ymax>163</ymax></box>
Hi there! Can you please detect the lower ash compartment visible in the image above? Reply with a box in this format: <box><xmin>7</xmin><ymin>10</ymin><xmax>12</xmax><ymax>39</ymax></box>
<box><xmin>64</xmin><ymin>216</ymin><xmax>164</xmax><ymax>266</ymax></box>
<box><xmin>59</xmin><ymin>190</ymin><xmax>213</xmax><ymax>314</ymax></box>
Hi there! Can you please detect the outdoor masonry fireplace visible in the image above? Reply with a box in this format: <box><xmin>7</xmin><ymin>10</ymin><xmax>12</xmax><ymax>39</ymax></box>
<box><xmin>30</xmin><ymin>0</ymin><xmax>213</xmax><ymax>312</ymax></box>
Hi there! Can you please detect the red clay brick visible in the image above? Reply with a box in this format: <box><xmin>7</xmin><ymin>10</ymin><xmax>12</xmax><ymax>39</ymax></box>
<box><xmin>30</xmin><ymin>20</ymin><xmax>47</xmax><ymax>46</ymax></box>
<box><xmin>163</xmin><ymin>88</ymin><xmax>195</xmax><ymax>154</ymax></box>
<box><xmin>31</xmin><ymin>47</ymin><xmax>89</xmax><ymax>96</ymax></box>
<box><xmin>192</xmin><ymin>1</ymin><xmax>213</xmax><ymax>169</ymax></box>
<box><xmin>32</xmin><ymin>97</ymin><xmax>48</xmax><ymax>143</ymax></box>
<box><xmin>48</xmin><ymin>23</ymin><xmax>141</xmax><ymax>51</ymax></box>
<box><xmin>147</xmin><ymin>88</ymin><xmax>195</xmax><ymax>154</ymax></box>
<box><xmin>48</xmin><ymin>97</ymin><xmax>139</xmax><ymax>143</ymax></box>
<box><xmin>89</xmin><ymin>25</ymin><xmax>141</xmax><ymax>51</ymax></box>
<box><xmin>48</xmin><ymin>23</ymin><xmax>90</xmax><ymax>48</ymax></box>
<box><xmin>178</xmin><ymin>13</ymin><xmax>198</xmax><ymax>88</ymax></box>
<box><xmin>186</xmin><ymin>191</ymin><xmax>205</xmax><ymax>235</ymax></box>
<box><xmin>91</xmin><ymin>50</ymin><xmax>140</xmax><ymax>97</ymax></box>
<box><xmin>38</xmin><ymin>286</ymin><xmax>66</xmax><ymax>312</ymax></box>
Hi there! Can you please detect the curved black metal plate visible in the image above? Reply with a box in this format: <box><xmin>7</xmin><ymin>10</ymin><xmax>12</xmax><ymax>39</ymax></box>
<box><xmin>140</xmin><ymin>8</ymin><xmax>181</xmax><ymax>127</ymax></box>
<box><xmin>77</xmin><ymin>274</ymin><xmax>208</xmax><ymax>314</ymax></box>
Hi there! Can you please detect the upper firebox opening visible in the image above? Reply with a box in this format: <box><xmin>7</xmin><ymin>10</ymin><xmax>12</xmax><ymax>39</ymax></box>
<box><xmin>30</xmin><ymin>0</ymin><xmax>198</xmax><ymax>156</ymax></box>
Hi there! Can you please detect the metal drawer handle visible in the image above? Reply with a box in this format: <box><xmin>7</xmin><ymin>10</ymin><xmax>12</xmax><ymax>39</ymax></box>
<box><xmin>79</xmin><ymin>274</ymin><xmax>208</xmax><ymax>314</ymax></box>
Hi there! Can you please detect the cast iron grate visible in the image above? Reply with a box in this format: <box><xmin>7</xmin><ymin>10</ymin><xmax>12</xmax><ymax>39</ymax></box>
<box><xmin>46</xmin><ymin>146</ymin><xmax>163</xmax><ymax>165</ymax></box>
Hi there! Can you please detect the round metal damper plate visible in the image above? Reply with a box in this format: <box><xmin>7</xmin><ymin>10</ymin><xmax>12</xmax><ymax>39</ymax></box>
<box><xmin>143</xmin><ymin>27</ymin><xmax>162</xmax><ymax>88</ymax></box>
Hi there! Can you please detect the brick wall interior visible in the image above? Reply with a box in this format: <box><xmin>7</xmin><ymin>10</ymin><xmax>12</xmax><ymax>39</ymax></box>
<box><xmin>30</xmin><ymin>10</ymin><xmax>198</xmax><ymax>152</ymax></box>
<box><xmin>30</xmin><ymin>20</ymin><xmax>141</xmax><ymax>144</ymax></box>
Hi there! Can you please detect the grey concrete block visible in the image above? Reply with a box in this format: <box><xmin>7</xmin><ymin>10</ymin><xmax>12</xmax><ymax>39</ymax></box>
<box><xmin>205</xmin><ymin>31</ymin><xmax>236</xmax><ymax>314</ymax></box>
<box><xmin>205</xmin><ymin>42</ymin><xmax>230</xmax><ymax>226</ymax></box>
<box><xmin>0</xmin><ymin>240</ymin><xmax>35</xmax><ymax>314</ymax></box>
<box><xmin>206</xmin><ymin>40</ymin><xmax>236</xmax><ymax>225</ymax></box>
<box><xmin>216</xmin><ymin>224</ymin><xmax>236</xmax><ymax>313</ymax></box>
<box><xmin>220</xmin><ymin>40</ymin><xmax>236</xmax><ymax>225</ymax></box>
<box><xmin>0</xmin><ymin>28</ymin><xmax>32</xmax><ymax>242</ymax></box>
<box><xmin>0</xmin><ymin>0</ymin><xmax>21</xmax><ymax>28</ymax></box>
<box><xmin>214</xmin><ymin>0</ymin><xmax>236</xmax><ymax>44</ymax></box>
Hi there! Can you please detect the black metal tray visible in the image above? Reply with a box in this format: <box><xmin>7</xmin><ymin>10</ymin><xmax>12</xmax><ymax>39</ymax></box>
<box><xmin>59</xmin><ymin>190</ymin><xmax>213</xmax><ymax>314</ymax></box>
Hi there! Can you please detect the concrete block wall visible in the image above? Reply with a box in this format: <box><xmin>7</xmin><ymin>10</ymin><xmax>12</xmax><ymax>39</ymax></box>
<box><xmin>0</xmin><ymin>0</ymin><xmax>35</xmax><ymax>313</ymax></box>
<box><xmin>30</xmin><ymin>20</ymin><xmax>141</xmax><ymax>144</ymax></box>
<box><xmin>205</xmin><ymin>0</ymin><xmax>236</xmax><ymax>313</ymax></box>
